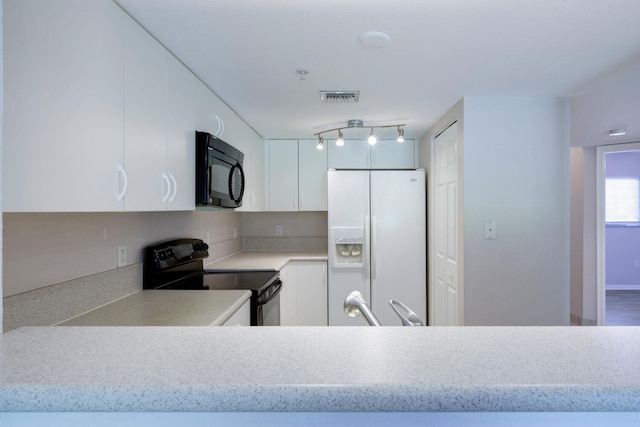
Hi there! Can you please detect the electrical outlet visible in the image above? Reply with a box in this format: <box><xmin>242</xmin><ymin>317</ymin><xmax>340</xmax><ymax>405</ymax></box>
<box><xmin>117</xmin><ymin>244</ymin><xmax>127</xmax><ymax>268</ymax></box>
<box><xmin>233</xmin><ymin>227</ymin><xmax>237</xmax><ymax>238</ymax></box>
<box><xmin>204</xmin><ymin>231</ymin><xmax>210</xmax><ymax>244</ymax></box>
<box><xmin>635</xmin><ymin>260</ymin><xmax>640</xmax><ymax>268</ymax></box>
<box><xmin>276</xmin><ymin>225</ymin><xmax>283</xmax><ymax>236</ymax></box>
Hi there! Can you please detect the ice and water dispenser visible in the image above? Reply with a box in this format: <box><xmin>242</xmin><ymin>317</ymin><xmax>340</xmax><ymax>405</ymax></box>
<box><xmin>330</xmin><ymin>227</ymin><xmax>365</xmax><ymax>268</ymax></box>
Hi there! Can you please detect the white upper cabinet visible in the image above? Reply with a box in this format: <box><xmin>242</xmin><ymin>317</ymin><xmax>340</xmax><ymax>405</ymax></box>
<box><xmin>123</xmin><ymin>15</ymin><xmax>169</xmax><ymax>211</ymax></box>
<box><xmin>266</xmin><ymin>140</ymin><xmax>328</xmax><ymax>212</ymax></box>
<box><xmin>298</xmin><ymin>140</ymin><xmax>328</xmax><ymax>211</ymax></box>
<box><xmin>267</xmin><ymin>140</ymin><xmax>299</xmax><ymax>211</ymax></box>
<box><xmin>3</xmin><ymin>0</ymin><xmax>126</xmax><ymax>212</ymax></box>
<box><xmin>166</xmin><ymin>55</ymin><xmax>197</xmax><ymax>211</ymax></box>
<box><xmin>371</xmin><ymin>139</ymin><xmax>416</xmax><ymax>169</ymax></box>
<box><xmin>4</xmin><ymin>0</ymin><xmax>264</xmax><ymax>213</ymax></box>
<box><xmin>327</xmin><ymin>139</ymin><xmax>416</xmax><ymax>170</ymax></box>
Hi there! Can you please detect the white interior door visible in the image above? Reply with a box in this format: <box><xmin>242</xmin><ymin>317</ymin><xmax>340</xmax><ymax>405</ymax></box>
<box><xmin>433</xmin><ymin>123</ymin><xmax>460</xmax><ymax>326</ymax></box>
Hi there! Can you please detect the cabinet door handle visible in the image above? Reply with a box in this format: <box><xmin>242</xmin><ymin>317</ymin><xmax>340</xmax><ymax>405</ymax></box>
<box><xmin>116</xmin><ymin>163</ymin><xmax>128</xmax><ymax>202</ymax></box>
<box><xmin>161</xmin><ymin>172</ymin><xmax>171</xmax><ymax>202</ymax></box>
<box><xmin>168</xmin><ymin>173</ymin><xmax>177</xmax><ymax>203</ymax></box>
<box><xmin>214</xmin><ymin>115</ymin><xmax>225</xmax><ymax>137</ymax></box>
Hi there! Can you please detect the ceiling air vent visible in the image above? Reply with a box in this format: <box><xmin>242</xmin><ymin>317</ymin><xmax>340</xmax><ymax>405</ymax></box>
<box><xmin>320</xmin><ymin>90</ymin><xmax>360</xmax><ymax>103</ymax></box>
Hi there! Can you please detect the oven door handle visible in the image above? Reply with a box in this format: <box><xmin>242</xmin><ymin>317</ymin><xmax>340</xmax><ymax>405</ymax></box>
<box><xmin>256</xmin><ymin>280</ymin><xmax>283</xmax><ymax>306</ymax></box>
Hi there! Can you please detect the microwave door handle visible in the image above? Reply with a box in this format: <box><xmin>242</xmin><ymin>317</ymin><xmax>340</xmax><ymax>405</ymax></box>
<box><xmin>229</xmin><ymin>162</ymin><xmax>245</xmax><ymax>204</ymax></box>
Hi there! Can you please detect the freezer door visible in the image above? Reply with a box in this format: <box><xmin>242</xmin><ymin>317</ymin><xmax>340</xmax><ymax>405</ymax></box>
<box><xmin>327</xmin><ymin>170</ymin><xmax>371</xmax><ymax>326</ymax></box>
<box><xmin>370</xmin><ymin>170</ymin><xmax>426</xmax><ymax>326</ymax></box>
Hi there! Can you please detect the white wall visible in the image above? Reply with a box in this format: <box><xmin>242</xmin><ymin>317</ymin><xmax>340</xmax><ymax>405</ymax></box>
<box><xmin>423</xmin><ymin>97</ymin><xmax>570</xmax><ymax>325</ymax></box>
<box><xmin>569</xmin><ymin>147</ymin><xmax>598</xmax><ymax>325</ymax></box>
<box><xmin>462</xmin><ymin>97</ymin><xmax>570</xmax><ymax>325</ymax></box>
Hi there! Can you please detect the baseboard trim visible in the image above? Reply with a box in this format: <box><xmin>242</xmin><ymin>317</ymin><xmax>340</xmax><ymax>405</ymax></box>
<box><xmin>570</xmin><ymin>313</ymin><xmax>597</xmax><ymax>326</ymax></box>
<box><xmin>606</xmin><ymin>284</ymin><xmax>640</xmax><ymax>290</ymax></box>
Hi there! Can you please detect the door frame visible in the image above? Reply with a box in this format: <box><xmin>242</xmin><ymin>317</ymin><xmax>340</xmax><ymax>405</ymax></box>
<box><xmin>595</xmin><ymin>141</ymin><xmax>640</xmax><ymax>325</ymax></box>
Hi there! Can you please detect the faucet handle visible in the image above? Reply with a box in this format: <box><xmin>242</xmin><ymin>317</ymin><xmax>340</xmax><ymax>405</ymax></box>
<box><xmin>389</xmin><ymin>299</ymin><xmax>424</xmax><ymax>326</ymax></box>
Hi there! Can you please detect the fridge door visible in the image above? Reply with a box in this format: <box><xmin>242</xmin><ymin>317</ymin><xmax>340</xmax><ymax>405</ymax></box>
<box><xmin>370</xmin><ymin>170</ymin><xmax>426</xmax><ymax>326</ymax></box>
<box><xmin>327</xmin><ymin>170</ymin><xmax>371</xmax><ymax>326</ymax></box>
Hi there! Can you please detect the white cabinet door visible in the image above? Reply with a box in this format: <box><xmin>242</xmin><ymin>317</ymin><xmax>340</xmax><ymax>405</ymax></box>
<box><xmin>166</xmin><ymin>55</ymin><xmax>197</xmax><ymax>211</ymax></box>
<box><xmin>327</xmin><ymin>140</ymin><xmax>371</xmax><ymax>169</ymax></box>
<box><xmin>279</xmin><ymin>261</ymin><xmax>328</xmax><ymax>326</ymax></box>
<box><xmin>268</xmin><ymin>140</ymin><xmax>299</xmax><ymax>211</ymax></box>
<box><xmin>279</xmin><ymin>264</ymin><xmax>297</xmax><ymax>326</ymax></box>
<box><xmin>298</xmin><ymin>140</ymin><xmax>328</xmax><ymax>211</ymax></box>
<box><xmin>371</xmin><ymin>140</ymin><xmax>416</xmax><ymax>169</ymax></box>
<box><xmin>295</xmin><ymin>262</ymin><xmax>328</xmax><ymax>326</ymax></box>
<box><xmin>327</xmin><ymin>139</ymin><xmax>415</xmax><ymax>170</ymax></box>
<box><xmin>195</xmin><ymin>80</ymin><xmax>226</xmax><ymax>138</ymax></box>
<box><xmin>3</xmin><ymin>0</ymin><xmax>125</xmax><ymax>212</ymax></box>
<box><xmin>123</xmin><ymin>15</ymin><xmax>168</xmax><ymax>211</ymax></box>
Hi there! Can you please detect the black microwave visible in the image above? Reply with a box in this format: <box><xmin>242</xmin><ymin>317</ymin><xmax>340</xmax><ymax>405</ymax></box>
<box><xmin>195</xmin><ymin>131</ymin><xmax>245</xmax><ymax>208</ymax></box>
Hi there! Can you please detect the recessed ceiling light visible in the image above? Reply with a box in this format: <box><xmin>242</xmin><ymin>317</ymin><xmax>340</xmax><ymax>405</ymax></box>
<box><xmin>359</xmin><ymin>31</ymin><xmax>392</xmax><ymax>48</ymax></box>
<box><xmin>608</xmin><ymin>129</ymin><xmax>627</xmax><ymax>136</ymax></box>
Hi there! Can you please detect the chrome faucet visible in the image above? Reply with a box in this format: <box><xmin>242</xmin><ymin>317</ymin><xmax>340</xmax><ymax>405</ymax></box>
<box><xmin>343</xmin><ymin>291</ymin><xmax>382</xmax><ymax>326</ymax></box>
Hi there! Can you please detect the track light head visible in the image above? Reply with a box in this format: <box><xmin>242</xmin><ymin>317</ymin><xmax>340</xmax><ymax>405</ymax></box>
<box><xmin>368</xmin><ymin>128</ymin><xmax>377</xmax><ymax>145</ymax></box>
<box><xmin>316</xmin><ymin>135</ymin><xmax>324</xmax><ymax>150</ymax></box>
<box><xmin>397</xmin><ymin>127</ymin><xmax>405</xmax><ymax>143</ymax></box>
<box><xmin>336</xmin><ymin>130</ymin><xmax>345</xmax><ymax>147</ymax></box>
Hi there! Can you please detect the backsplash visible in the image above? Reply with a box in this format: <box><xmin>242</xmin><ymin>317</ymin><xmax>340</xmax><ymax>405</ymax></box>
<box><xmin>241</xmin><ymin>212</ymin><xmax>327</xmax><ymax>251</ymax></box>
<box><xmin>2</xmin><ymin>210</ymin><xmax>242</xmax><ymax>297</ymax></box>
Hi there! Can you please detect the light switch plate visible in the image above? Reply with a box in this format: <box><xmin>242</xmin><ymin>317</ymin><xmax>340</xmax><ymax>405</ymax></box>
<box><xmin>484</xmin><ymin>220</ymin><xmax>497</xmax><ymax>240</ymax></box>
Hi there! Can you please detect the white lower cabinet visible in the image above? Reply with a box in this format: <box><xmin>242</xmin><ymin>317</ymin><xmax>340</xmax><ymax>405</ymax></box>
<box><xmin>280</xmin><ymin>261</ymin><xmax>328</xmax><ymax>326</ymax></box>
<box><xmin>222</xmin><ymin>299</ymin><xmax>251</xmax><ymax>326</ymax></box>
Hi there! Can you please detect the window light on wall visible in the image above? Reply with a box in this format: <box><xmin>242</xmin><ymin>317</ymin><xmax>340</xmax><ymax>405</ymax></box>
<box><xmin>605</xmin><ymin>177</ymin><xmax>640</xmax><ymax>223</ymax></box>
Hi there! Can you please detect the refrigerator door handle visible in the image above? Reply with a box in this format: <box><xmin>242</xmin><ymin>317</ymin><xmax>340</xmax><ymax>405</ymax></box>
<box><xmin>371</xmin><ymin>215</ymin><xmax>377</xmax><ymax>280</ymax></box>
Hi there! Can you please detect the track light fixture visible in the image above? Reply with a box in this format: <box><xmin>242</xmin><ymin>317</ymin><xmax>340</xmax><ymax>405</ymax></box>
<box><xmin>313</xmin><ymin>121</ymin><xmax>407</xmax><ymax>147</ymax></box>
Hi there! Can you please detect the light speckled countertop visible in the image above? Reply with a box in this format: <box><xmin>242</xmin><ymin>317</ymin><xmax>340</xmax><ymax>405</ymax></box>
<box><xmin>205</xmin><ymin>250</ymin><xmax>327</xmax><ymax>270</ymax></box>
<box><xmin>1</xmin><ymin>326</ymin><xmax>640</xmax><ymax>412</ymax></box>
<box><xmin>57</xmin><ymin>290</ymin><xmax>251</xmax><ymax>326</ymax></box>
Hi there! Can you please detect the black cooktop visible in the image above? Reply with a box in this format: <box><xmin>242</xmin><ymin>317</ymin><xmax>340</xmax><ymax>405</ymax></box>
<box><xmin>143</xmin><ymin>238</ymin><xmax>279</xmax><ymax>294</ymax></box>
<box><xmin>159</xmin><ymin>270</ymin><xmax>279</xmax><ymax>292</ymax></box>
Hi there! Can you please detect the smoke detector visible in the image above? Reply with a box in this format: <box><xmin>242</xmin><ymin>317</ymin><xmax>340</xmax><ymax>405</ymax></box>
<box><xmin>320</xmin><ymin>90</ymin><xmax>360</xmax><ymax>103</ymax></box>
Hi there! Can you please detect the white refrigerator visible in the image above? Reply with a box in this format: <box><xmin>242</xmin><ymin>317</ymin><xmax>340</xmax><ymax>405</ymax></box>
<box><xmin>328</xmin><ymin>170</ymin><xmax>426</xmax><ymax>326</ymax></box>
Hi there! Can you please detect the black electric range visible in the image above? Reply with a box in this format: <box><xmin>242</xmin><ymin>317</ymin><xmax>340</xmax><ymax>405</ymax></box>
<box><xmin>143</xmin><ymin>238</ymin><xmax>282</xmax><ymax>326</ymax></box>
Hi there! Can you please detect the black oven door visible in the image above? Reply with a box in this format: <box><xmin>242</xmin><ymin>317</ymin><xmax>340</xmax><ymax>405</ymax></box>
<box><xmin>256</xmin><ymin>279</ymin><xmax>282</xmax><ymax>326</ymax></box>
<box><xmin>208</xmin><ymin>152</ymin><xmax>245</xmax><ymax>208</ymax></box>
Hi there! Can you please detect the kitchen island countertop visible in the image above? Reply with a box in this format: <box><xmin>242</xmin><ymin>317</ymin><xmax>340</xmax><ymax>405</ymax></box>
<box><xmin>1</xmin><ymin>325</ymin><xmax>640</xmax><ymax>413</ymax></box>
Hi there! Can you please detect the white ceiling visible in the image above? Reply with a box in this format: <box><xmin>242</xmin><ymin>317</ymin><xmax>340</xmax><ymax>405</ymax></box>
<box><xmin>115</xmin><ymin>0</ymin><xmax>640</xmax><ymax>141</ymax></box>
